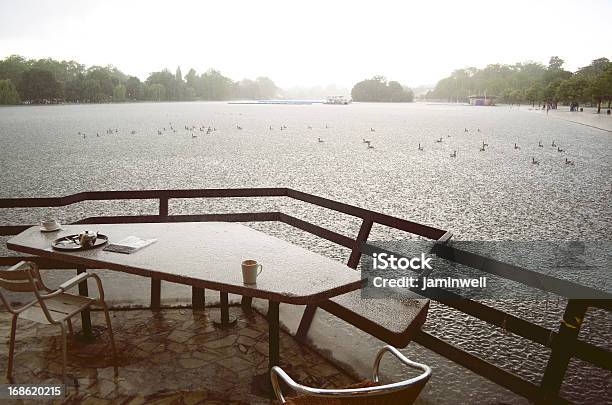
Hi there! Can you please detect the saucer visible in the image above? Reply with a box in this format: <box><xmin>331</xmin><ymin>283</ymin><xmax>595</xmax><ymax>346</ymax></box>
<box><xmin>40</xmin><ymin>225</ymin><xmax>62</xmax><ymax>232</ymax></box>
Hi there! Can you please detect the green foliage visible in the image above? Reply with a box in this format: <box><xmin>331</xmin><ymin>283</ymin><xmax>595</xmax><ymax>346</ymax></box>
<box><xmin>351</xmin><ymin>76</ymin><xmax>414</xmax><ymax>102</ymax></box>
<box><xmin>17</xmin><ymin>68</ymin><xmax>61</xmax><ymax>102</ymax></box>
<box><xmin>0</xmin><ymin>79</ymin><xmax>20</xmax><ymax>104</ymax></box>
<box><xmin>428</xmin><ymin>56</ymin><xmax>612</xmax><ymax>110</ymax></box>
<box><xmin>0</xmin><ymin>55</ymin><xmax>279</xmax><ymax>104</ymax></box>
<box><xmin>113</xmin><ymin>84</ymin><xmax>127</xmax><ymax>102</ymax></box>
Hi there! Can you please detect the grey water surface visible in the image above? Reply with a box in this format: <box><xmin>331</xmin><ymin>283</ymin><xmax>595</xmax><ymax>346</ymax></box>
<box><xmin>1</xmin><ymin>102</ymin><xmax>610</xmax><ymax>403</ymax></box>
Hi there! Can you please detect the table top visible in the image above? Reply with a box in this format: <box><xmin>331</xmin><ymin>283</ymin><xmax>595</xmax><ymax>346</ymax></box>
<box><xmin>7</xmin><ymin>222</ymin><xmax>362</xmax><ymax>304</ymax></box>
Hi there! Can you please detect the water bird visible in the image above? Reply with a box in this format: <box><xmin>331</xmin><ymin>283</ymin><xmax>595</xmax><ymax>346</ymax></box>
<box><xmin>192</xmin><ymin>133</ymin><xmax>197</xmax><ymax>138</ymax></box>
<box><xmin>557</xmin><ymin>147</ymin><xmax>564</xmax><ymax>152</ymax></box>
<box><xmin>269</xmin><ymin>125</ymin><xmax>273</xmax><ymax>130</ymax></box>
<box><xmin>418</xmin><ymin>143</ymin><xmax>424</xmax><ymax>151</ymax></box>
<box><xmin>565</xmin><ymin>158</ymin><xmax>574</xmax><ymax>166</ymax></box>
<box><xmin>450</xmin><ymin>151</ymin><xmax>457</xmax><ymax>158</ymax></box>
<box><xmin>307</xmin><ymin>125</ymin><xmax>312</xmax><ymax>129</ymax></box>
<box><xmin>436</xmin><ymin>138</ymin><xmax>443</xmax><ymax>143</ymax></box>
<box><xmin>447</xmin><ymin>134</ymin><xmax>451</xmax><ymax>138</ymax></box>
<box><xmin>363</xmin><ymin>138</ymin><xmax>371</xmax><ymax>144</ymax></box>
<box><xmin>479</xmin><ymin>145</ymin><xmax>486</xmax><ymax>152</ymax></box>
<box><xmin>532</xmin><ymin>157</ymin><xmax>540</xmax><ymax>165</ymax></box>
<box><xmin>464</xmin><ymin>128</ymin><xmax>468</xmax><ymax>132</ymax></box>
<box><xmin>318</xmin><ymin>137</ymin><xmax>324</xmax><ymax>143</ymax></box>
<box><xmin>514</xmin><ymin>143</ymin><xmax>520</xmax><ymax>150</ymax></box>
<box><xmin>325</xmin><ymin>124</ymin><xmax>329</xmax><ymax>129</ymax></box>
<box><xmin>157</xmin><ymin>130</ymin><xmax>162</xmax><ymax>135</ymax></box>
<box><xmin>477</xmin><ymin>128</ymin><xmax>481</xmax><ymax>132</ymax></box>
<box><xmin>96</xmin><ymin>132</ymin><xmax>100</xmax><ymax>137</ymax></box>
<box><xmin>367</xmin><ymin>144</ymin><xmax>375</xmax><ymax>149</ymax></box>
<box><xmin>130</xmin><ymin>130</ymin><xmax>136</xmax><ymax>134</ymax></box>
<box><xmin>236</xmin><ymin>125</ymin><xmax>243</xmax><ymax>130</ymax></box>
<box><xmin>370</xmin><ymin>128</ymin><xmax>375</xmax><ymax>132</ymax></box>
<box><xmin>538</xmin><ymin>140</ymin><xmax>543</xmax><ymax>147</ymax></box>
<box><xmin>552</xmin><ymin>140</ymin><xmax>556</xmax><ymax>147</ymax></box>
<box><xmin>482</xmin><ymin>141</ymin><xmax>489</xmax><ymax>147</ymax></box>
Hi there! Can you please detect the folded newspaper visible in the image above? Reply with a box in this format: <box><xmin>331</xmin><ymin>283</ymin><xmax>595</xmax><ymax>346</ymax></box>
<box><xmin>103</xmin><ymin>236</ymin><xmax>157</xmax><ymax>254</ymax></box>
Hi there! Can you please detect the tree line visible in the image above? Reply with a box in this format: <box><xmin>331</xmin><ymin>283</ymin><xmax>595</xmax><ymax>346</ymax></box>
<box><xmin>0</xmin><ymin>55</ymin><xmax>278</xmax><ymax>105</ymax></box>
<box><xmin>425</xmin><ymin>56</ymin><xmax>612</xmax><ymax>112</ymax></box>
<box><xmin>351</xmin><ymin>76</ymin><xmax>414</xmax><ymax>102</ymax></box>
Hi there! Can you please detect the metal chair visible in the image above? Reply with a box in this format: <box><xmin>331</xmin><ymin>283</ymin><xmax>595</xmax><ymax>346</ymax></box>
<box><xmin>0</xmin><ymin>261</ymin><xmax>117</xmax><ymax>382</ymax></box>
<box><xmin>271</xmin><ymin>345</ymin><xmax>431</xmax><ymax>404</ymax></box>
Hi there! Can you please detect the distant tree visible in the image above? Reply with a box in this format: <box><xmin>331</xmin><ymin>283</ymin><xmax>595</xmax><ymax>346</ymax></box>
<box><xmin>238</xmin><ymin>79</ymin><xmax>258</xmax><ymax>99</ymax></box>
<box><xmin>351</xmin><ymin>76</ymin><xmax>413</xmax><ymax>102</ymax></box>
<box><xmin>200</xmin><ymin>69</ymin><xmax>234</xmax><ymax>100</ymax></box>
<box><xmin>255</xmin><ymin>76</ymin><xmax>278</xmax><ymax>99</ymax></box>
<box><xmin>113</xmin><ymin>84</ymin><xmax>127</xmax><ymax>102</ymax></box>
<box><xmin>145</xmin><ymin>83</ymin><xmax>166</xmax><ymax>101</ymax></box>
<box><xmin>0</xmin><ymin>79</ymin><xmax>21</xmax><ymax>104</ymax></box>
<box><xmin>17</xmin><ymin>68</ymin><xmax>61</xmax><ymax>102</ymax></box>
<box><xmin>185</xmin><ymin>68</ymin><xmax>198</xmax><ymax>88</ymax></box>
<box><xmin>125</xmin><ymin>76</ymin><xmax>143</xmax><ymax>100</ymax></box>
<box><xmin>81</xmin><ymin>78</ymin><xmax>102</xmax><ymax>102</ymax></box>
<box><xmin>86</xmin><ymin>67</ymin><xmax>115</xmax><ymax>101</ymax></box>
<box><xmin>0</xmin><ymin>55</ymin><xmax>30</xmax><ymax>86</ymax></box>
<box><xmin>548</xmin><ymin>56</ymin><xmax>565</xmax><ymax>71</ymax></box>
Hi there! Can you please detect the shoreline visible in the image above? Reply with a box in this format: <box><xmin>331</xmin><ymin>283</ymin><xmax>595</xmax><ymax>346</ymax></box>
<box><xmin>524</xmin><ymin>106</ymin><xmax>612</xmax><ymax>132</ymax></box>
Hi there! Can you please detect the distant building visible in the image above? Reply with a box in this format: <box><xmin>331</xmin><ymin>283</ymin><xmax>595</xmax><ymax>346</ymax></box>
<box><xmin>468</xmin><ymin>95</ymin><xmax>496</xmax><ymax>106</ymax></box>
<box><xmin>324</xmin><ymin>95</ymin><xmax>351</xmax><ymax>105</ymax></box>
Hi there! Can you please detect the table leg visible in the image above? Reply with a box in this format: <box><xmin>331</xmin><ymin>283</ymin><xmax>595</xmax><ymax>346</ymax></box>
<box><xmin>76</xmin><ymin>266</ymin><xmax>94</xmax><ymax>342</ymax></box>
<box><xmin>241</xmin><ymin>296</ymin><xmax>253</xmax><ymax>315</ymax></box>
<box><xmin>151</xmin><ymin>278</ymin><xmax>161</xmax><ymax>311</ymax></box>
<box><xmin>268</xmin><ymin>300</ymin><xmax>280</xmax><ymax>370</ymax></box>
<box><xmin>251</xmin><ymin>300</ymin><xmax>280</xmax><ymax>398</ymax></box>
<box><xmin>212</xmin><ymin>291</ymin><xmax>237</xmax><ymax>328</ymax></box>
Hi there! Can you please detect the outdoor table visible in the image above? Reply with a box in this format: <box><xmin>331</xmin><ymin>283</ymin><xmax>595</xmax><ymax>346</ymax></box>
<box><xmin>7</xmin><ymin>222</ymin><xmax>363</xmax><ymax>375</ymax></box>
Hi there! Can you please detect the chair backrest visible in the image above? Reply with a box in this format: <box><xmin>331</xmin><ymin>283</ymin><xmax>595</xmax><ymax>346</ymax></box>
<box><xmin>0</xmin><ymin>261</ymin><xmax>45</xmax><ymax>313</ymax></box>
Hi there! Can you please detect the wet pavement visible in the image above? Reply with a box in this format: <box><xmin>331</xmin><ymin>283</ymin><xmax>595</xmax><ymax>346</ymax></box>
<box><xmin>0</xmin><ymin>306</ymin><xmax>355</xmax><ymax>404</ymax></box>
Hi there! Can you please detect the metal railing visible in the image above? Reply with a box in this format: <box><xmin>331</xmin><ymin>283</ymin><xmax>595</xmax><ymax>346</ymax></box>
<box><xmin>0</xmin><ymin>188</ymin><xmax>609</xmax><ymax>404</ymax></box>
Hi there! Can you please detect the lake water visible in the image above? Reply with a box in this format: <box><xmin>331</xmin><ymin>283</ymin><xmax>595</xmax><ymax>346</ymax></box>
<box><xmin>1</xmin><ymin>102</ymin><xmax>610</xmax><ymax>403</ymax></box>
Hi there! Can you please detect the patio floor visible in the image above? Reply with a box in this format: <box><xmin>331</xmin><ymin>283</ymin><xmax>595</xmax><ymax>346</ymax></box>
<box><xmin>0</xmin><ymin>306</ymin><xmax>356</xmax><ymax>404</ymax></box>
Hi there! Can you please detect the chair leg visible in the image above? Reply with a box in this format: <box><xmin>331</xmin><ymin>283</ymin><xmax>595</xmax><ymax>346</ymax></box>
<box><xmin>59</xmin><ymin>323</ymin><xmax>67</xmax><ymax>384</ymax></box>
<box><xmin>6</xmin><ymin>314</ymin><xmax>17</xmax><ymax>380</ymax></box>
<box><xmin>100</xmin><ymin>302</ymin><xmax>118</xmax><ymax>377</ymax></box>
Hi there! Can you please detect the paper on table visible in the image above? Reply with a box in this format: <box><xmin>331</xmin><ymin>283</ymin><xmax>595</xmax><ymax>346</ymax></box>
<box><xmin>103</xmin><ymin>236</ymin><xmax>157</xmax><ymax>254</ymax></box>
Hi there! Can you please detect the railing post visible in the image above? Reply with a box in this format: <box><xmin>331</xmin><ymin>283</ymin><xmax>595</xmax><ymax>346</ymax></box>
<box><xmin>296</xmin><ymin>217</ymin><xmax>373</xmax><ymax>342</ymax></box>
<box><xmin>347</xmin><ymin>218</ymin><xmax>373</xmax><ymax>269</ymax></box>
<box><xmin>159</xmin><ymin>195</ymin><xmax>169</xmax><ymax>218</ymax></box>
<box><xmin>539</xmin><ymin>299</ymin><xmax>588</xmax><ymax>403</ymax></box>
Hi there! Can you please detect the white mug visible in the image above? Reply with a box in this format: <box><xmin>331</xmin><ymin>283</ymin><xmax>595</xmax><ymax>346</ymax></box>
<box><xmin>241</xmin><ymin>259</ymin><xmax>263</xmax><ymax>285</ymax></box>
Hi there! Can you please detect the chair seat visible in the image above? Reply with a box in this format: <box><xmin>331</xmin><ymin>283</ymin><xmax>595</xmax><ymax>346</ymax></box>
<box><xmin>285</xmin><ymin>380</ymin><xmax>418</xmax><ymax>405</ymax></box>
<box><xmin>19</xmin><ymin>293</ymin><xmax>96</xmax><ymax>324</ymax></box>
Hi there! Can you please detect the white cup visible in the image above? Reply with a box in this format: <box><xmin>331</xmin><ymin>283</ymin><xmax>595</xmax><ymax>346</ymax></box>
<box><xmin>40</xmin><ymin>218</ymin><xmax>60</xmax><ymax>231</ymax></box>
<box><xmin>241</xmin><ymin>259</ymin><xmax>263</xmax><ymax>285</ymax></box>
